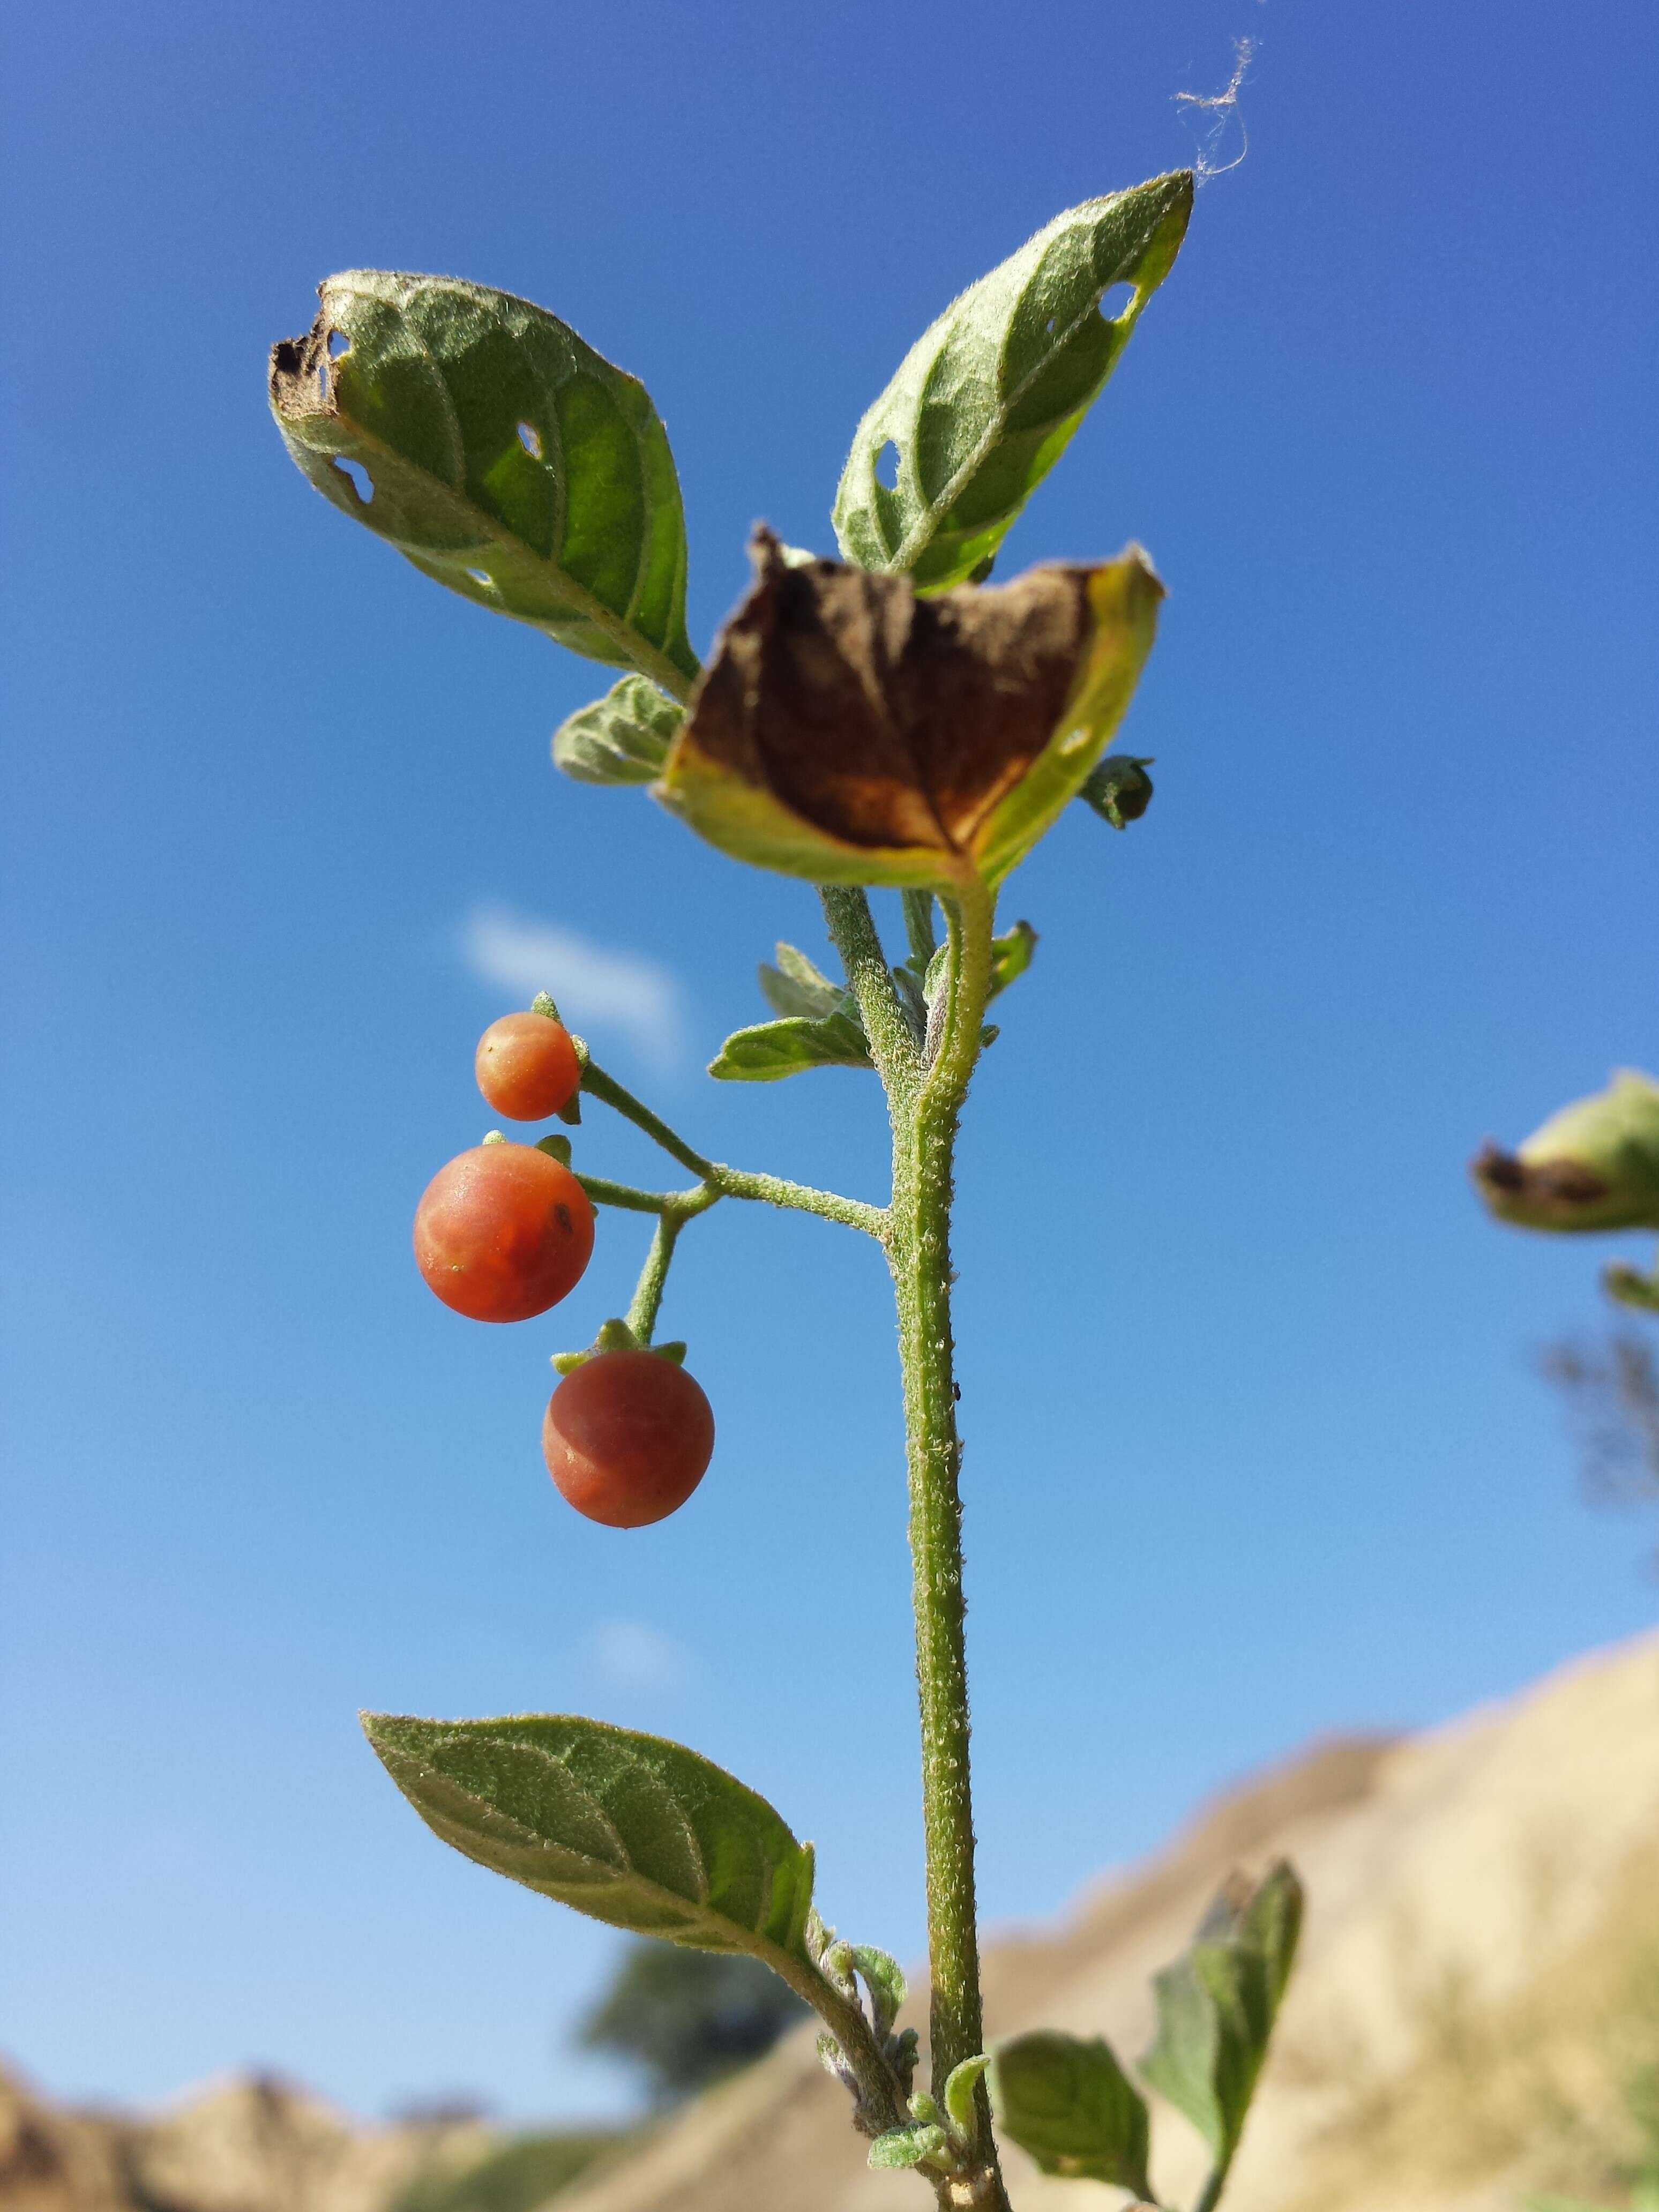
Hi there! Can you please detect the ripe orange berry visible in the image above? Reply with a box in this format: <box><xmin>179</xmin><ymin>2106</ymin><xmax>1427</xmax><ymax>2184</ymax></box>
<box><xmin>542</xmin><ymin>1350</ymin><xmax>715</xmax><ymax>1528</ymax></box>
<box><xmin>475</xmin><ymin>1012</ymin><xmax>581</xmax><ymax>1122</ymax></box>
<box><xmin>414</xmin><ymin>1144</ymin><xmax>594</xmax><ymax>1322</ymax></box>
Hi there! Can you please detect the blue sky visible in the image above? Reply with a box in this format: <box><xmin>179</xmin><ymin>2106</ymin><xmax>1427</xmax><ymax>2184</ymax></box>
<box><xmin>3</xmin><ymin>0</ymin><xmax>1656</xmax><ymax>2129</ymax></box>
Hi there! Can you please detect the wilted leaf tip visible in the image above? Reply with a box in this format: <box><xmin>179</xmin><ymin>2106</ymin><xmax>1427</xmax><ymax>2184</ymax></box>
<box><xmin>268</xmin><ymin>294</ymin><xmax>338</xmax><ymax>423</ymax></box>
<box><xmin>657</xmin><ymin>527</ymin><xmax>1163</xmax><ymax>890</ymax></box>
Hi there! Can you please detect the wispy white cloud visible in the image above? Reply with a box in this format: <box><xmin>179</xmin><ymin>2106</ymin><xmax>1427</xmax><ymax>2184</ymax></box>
<box><xmin>461</xmin><ymin>903</ymin><xmax>686</xmax><ymax>1070</ymax></box>
<box><xmin>590</xmin><ymin>1620</ymin><xmax>697</xmax><ymax>1692</ymax></box>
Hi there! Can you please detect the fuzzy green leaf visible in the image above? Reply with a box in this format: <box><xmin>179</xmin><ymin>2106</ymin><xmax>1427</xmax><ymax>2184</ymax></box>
<box><xmin>943</xmin><ymin>2053</ymin><xmax>991</xmax><ymax>2133</ymax></box>
<box><xmin>362</xmin><ymin>1713</ymin><xmax>818</xmax><ymax>1964</ymax></box>
<box><xmin>554</xmin><ymin>677</ymin><xmax>683</xmax><ymax>786</ymax></box>
<box><xmin>708</xmin><ymin>1011</ymin><xmax>874</xmax><ymax>1082</ymax></box>
<box><xmin>270</xmin><ymin>274</ymin><xmax>697</xmax><ymax>692</ymax></box>
<box><xmin>833</xmin><ymin>173</ymin><xmax>1192</xmax><ymax>592</ymax></box>
<box><xmin>991</xmin><ymin>2030</ymin><xmax>1152</xmax><ymax>2194</ymax></box>
<box><xmin>1140</xmin><ymin>1860</ymin><xmax>1303</xmax><ymax>2180</ymax></box>
<box><xmin>757</xmin><ymin>944</ymin><xmax>846</xmax><ymax>1021</ymax></box>
<box><xmin>868</xmin><ymin>2124</ymin><xmax>950</xmax><ymax>2172</ymax></box>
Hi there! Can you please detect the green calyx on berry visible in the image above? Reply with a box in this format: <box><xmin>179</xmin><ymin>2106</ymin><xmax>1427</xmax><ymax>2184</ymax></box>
<box><xmin>552</xmin><ymin>1319</ymin><xmax>687</xmax><ymax>1375</ymax></box>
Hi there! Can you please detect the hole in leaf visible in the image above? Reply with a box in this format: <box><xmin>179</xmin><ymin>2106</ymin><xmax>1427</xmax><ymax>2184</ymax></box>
<box><xmin>517</xmin><ymin>421</ymin><xmax>543</xmax><ymax>459</ymax></box>
<box><xmin>1097</xmin><ymin>282</ymin><xmax>1136</xmax><ymax>324</ymax></box>
<box><xmin>331</xmin><ymin>458</ymin><xmax>373</xmax><ymax>505</ymax></box>
<box><xmin>1044</xmin><ymin>315</ymin><xmax>1058</xmax><ymax>336</ymax></box>
<box><xmin>316</xmin><ymin>363</ymin><xmax>329</xmax><ymax>401</ymax></box>
<box><xmin>327</xmin><ymin>329</ymin><xmax>350</xmax><ymax>358</ymax></box>
<box><xmin>875</xmin><ymin>440</ymin><xmax>900</xmax><ymax>491</ymax></box>
<box><xmin>466</xmin><ymin>567</ymin><xmax>492</xmax><ymax>586</ymax></box>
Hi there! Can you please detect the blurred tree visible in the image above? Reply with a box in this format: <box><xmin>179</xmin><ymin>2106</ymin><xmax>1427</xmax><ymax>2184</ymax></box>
<box><xmin>391</xmin><ymin>2131</ymin><xmax>628</xmax><ymax>2212</ymax></box>
<box><xmin>1539</xmin><ymin>1329</ymin><xmax>1659</xmax><ymax>1563</ymax></box>
<box><xmin>578</xmin><ymin>1940</ymin><xmax>810</xmax><ymax>2105</ymax></box>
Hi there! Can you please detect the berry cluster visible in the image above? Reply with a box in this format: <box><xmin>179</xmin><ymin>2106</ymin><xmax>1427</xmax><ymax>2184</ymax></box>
<box><xmin>413</xmin><ymin>1008</ymin><xmax>714</xmax><ymax>1527</ymax></box>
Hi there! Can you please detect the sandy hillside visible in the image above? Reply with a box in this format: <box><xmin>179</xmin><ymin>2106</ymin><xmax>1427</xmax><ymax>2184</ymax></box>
<box><xmin>10</xmin><ymin>1631</ymin><xmax>1659</xmax><ymax>2212</ymax></box>
<box><xmin>555</xmin><ymin>1631</ymin><xmax>1659</xmax><ymax>2212</ymax></box>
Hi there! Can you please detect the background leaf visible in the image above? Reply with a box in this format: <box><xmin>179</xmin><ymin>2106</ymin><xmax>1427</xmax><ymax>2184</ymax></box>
<box><xmin>554</xmin><ymin>676</ymin><xmax>683</xmax><ymax>785</ymax></box>
<box><xmin>1139</xmin><ymin>1860</ymin><xmax>1304</xmax><ymax>2179</ymax></box>
<box><xmin>363</xmin><ymin>1713</ymin><xmax>817</xmax><ymax>1966</ymax></box>
<box><xmin>990</xmin><ymin>2029</ymin><xmax>1152</xmax><ymax>2195</ymax></box>
<box><xmin>757</xmin><ymin>943</ymin><xmax>847</xmax><ymax>1021</ymax></box>
<box><xmin>832</xmin><ymin>173</ymin><xmax>1192</xmax><ymax>592</ymax></box>
<box><xmin>270</xmin><ymin>274</ymin><xmax>698</xmax><ymax>692</ymax></box>
<box><xmin>708</xmin><ymin>1012</ymin><xmax>873</xmax><ymax>1082</ymax></box>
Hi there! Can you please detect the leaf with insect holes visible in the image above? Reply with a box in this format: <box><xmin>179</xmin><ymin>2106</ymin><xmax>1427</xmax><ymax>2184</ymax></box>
<box><xmin>1140</xmin><ymin>1859</ymin><xmax>1303</xmax><ymax>2181</ymax></box>
<box><xmin>270</xmin><ymin>275</ymin><xmax>697</xmax><ymax>693</ymax></box>
<box><xmin>833</xmin><ymin>173</ymin><xmax>1192</xmax><ymax>592</ymax></box>
<box><xmin>661</xmin><ymin>533</ymin><xmax>1162</xmax><ymax>890</ymax></box>
<box><xmin>362</xmin><ymin>1713</ymin><xmax>820</xmax><ymax>1965</ymax></box>
<box><xmin>554</xmin><ymin>676</ymin><xmax>683</xmax><ymax>785</ymax></box>
<box><xmin>991</xmin><ymin>2030</ymin><xmax>1152</xmax><ymax>2195</ymax></box>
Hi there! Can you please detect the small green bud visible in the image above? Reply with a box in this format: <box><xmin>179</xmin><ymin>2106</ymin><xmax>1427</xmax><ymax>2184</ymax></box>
<box><xmin>534</xmin><ymin>1133</ymin><xmax>573</xmax><ymax>1165</ymax></box>
<box><xmin>529</xmin><ymin>990</ymin><xmax>562</xmax><ymax>1022</ymax></box>
<box><xmin>1078</xmin><ymin>753</ymin><xmax>1154</xmax><ymax>830</ymax></box>
<box><xmin>481</xmin><ymin>1129</ymin><xmax>507</xmax><ymax>1145</ymax></box>
<box><xmin>1473</xmin><ymin>1070</ymin><xmax>1659</xmax><ymax>1234</ymax></box>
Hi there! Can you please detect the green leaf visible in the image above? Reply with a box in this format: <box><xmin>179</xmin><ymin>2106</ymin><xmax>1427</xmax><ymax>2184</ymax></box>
<box><xmin>943</xmin><ymin>2053</ymin><xmax>991</xmax><ymax>2133</ymax></box>
<box><xmin>270</xmin><ymin>274</ymin><xmax>698</xmax><ymax>693</ymax></box>
<box><xmin>868</xmin><ymin>2124</ymin><xmax>950</xmax><ymax>2172</ymax></box>
<box><xmin>1139</xmin><ymin>1860</ymin><xmax>1304</xmax><ymax>2180</ymax></box>
<box><xmin>708</xmin><ymin>1011</ymin><xmax>874</xmax><ymax>1082</ymax></box>
<box><xmin>362</xmin><ymin>1713</ymin><xmax>818</xmax><ymax>1966</ymax></box>
<box><xmin>990</xmin><ymin>2030</ymin><xmax>1152</xmax><ymax>2195</ymax></box>
<box><xmin>554</xmin><ymin>677</ymin><xmax>683</xmax><ymax>786</ymax></box>
<box><xmin>757</xmin><ymin>943</ymin><xmax>846</xmax><ymax>1021</ymax></box>
<box><xmin>832</xmin><ymin>172</ymin><xmax>1193</xmax><ymax>592</ymax></box>
<box><xmin>988</xmin><ymin>920</ymin><xmax>1037</xmax><ymax>1000</ymax></box>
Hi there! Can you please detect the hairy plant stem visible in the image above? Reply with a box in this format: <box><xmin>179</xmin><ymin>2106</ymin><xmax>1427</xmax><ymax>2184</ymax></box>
<box><xmin>823</xmin><ymin>883</ymin><xmax>1010</xmax><ymax>2212</ymax></box>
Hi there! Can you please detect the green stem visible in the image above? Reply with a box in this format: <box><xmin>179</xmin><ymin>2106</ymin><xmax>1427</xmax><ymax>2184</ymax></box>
<box><xmin>821</xmin><ymin>886</ymin><xmax>921</xmax><ymax>1102</ymax></box>
<box><xmin>711</xmin><ymin>1164</ymin><xmax>886</xmax><ymax>1237</ymax></box>
<box><xmin>874</xmin><ymin>878</ymin><xmax>1008</xmax><ymax>2209</ymax></box>
<box><xmin>579</xmin><ymin>1060</ymin><xmax>715</xmax><ymax>1179</ymax></box>
<box><xmin>574</xmin><ymin>1173</ymin><xmax>687</xmax><ymax>1216</ymax></box>
<box><xmin>626</xmin><ymin>1210</ymin><xmax>687</xmax><ymax>1342</ymax></box>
